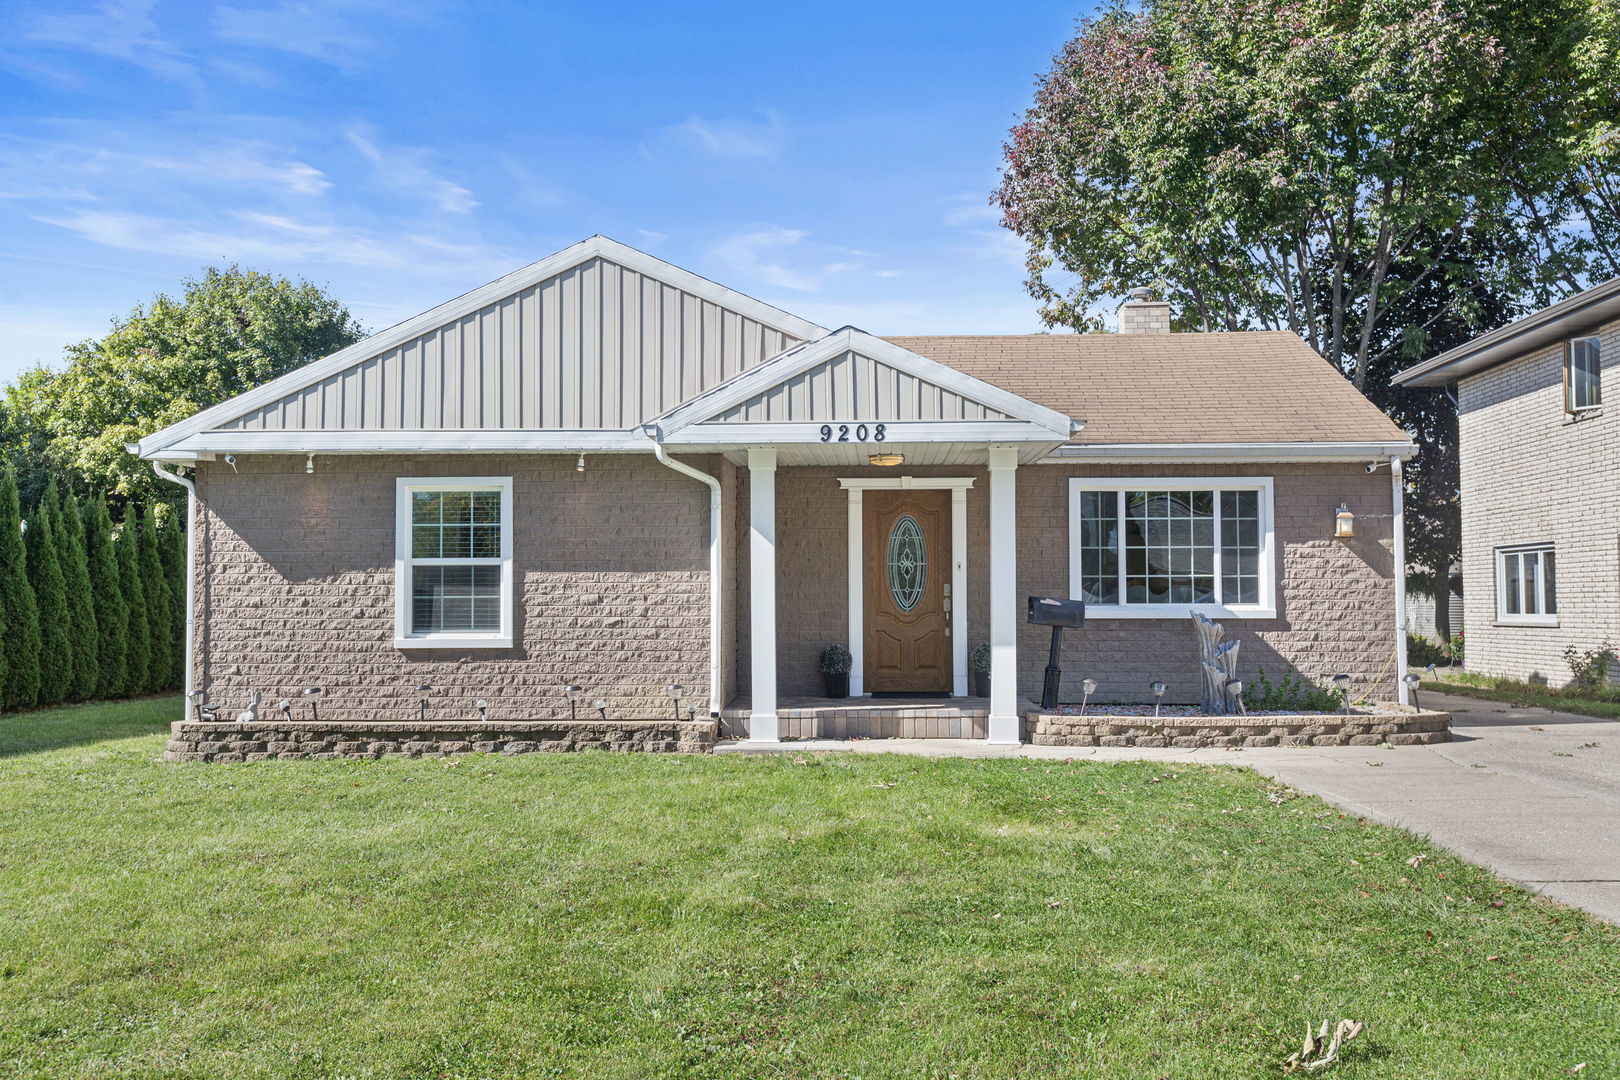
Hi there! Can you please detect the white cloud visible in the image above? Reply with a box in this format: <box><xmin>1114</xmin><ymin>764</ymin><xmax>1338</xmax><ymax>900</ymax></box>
<box><xmin>346</xmin><ymin>126</ymin><xmax>476</xmax><ymax>214</ymax></box>
<box><xmin>212</xmin><ymin>0</ymin><xmax>431</xmax><ymax>65</ymax></box>
<box><xmin>0</xmin><ymin>131</ymin><xmax>330</xmax><ymax>201</ymax></box>
<box><xmin>18</xmin><ymin>0</ymin><xmax>199</xmax><ymax>87</ymax></box>
<box><xmin>940</xmin><ymin>195</ymin><xmax>1023</xmax><ymax>269</ymax></box>
<box><xmin>708</xmin><ymin>226</ymin><xmax>864</xmax><ymax>293</ymax></box>
<box><xmin>661</xmin><ymin>112</ymin><xmax>784</xmax><ymax>160</ymax></box>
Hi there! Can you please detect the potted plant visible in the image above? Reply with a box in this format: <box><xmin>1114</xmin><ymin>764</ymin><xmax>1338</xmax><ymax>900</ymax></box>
<box><xmin>970</xmin><ymin>643</ymin><xmax>992</xmax><ymax>698</ymax></box>
<box><xmin>819</xmin><ymin>644</ymin><xmax>853</xmax><ymax>699</ymax></box>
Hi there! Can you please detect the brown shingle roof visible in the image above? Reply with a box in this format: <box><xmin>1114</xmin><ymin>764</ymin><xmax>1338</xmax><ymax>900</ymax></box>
<box><xmin>884</xmin><ymin>331</ymin><xmax>1409</xmax><ymax>445</ymax></box>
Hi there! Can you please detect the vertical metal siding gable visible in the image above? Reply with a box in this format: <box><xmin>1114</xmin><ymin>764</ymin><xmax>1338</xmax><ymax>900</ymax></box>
<box><xmin>204</xmin><ymin>257</ymin><xmax>805</xmax><ymax>432</ymax></box>
<box><xmin>708</xmin><ymin>348</ymin><xmax>1016</xmax><ymax>423</ymax></box>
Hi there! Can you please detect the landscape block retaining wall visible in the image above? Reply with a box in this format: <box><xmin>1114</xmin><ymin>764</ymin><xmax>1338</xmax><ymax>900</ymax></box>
<box><xmin>1026</xmin><ymin>706</ymin><xmax>1450</xmax><ymax>748</ymax></box>
<box><xmin>165</xmin><ymin>719</ymin><xmax>718</xmax><ymax>761</ymax></box>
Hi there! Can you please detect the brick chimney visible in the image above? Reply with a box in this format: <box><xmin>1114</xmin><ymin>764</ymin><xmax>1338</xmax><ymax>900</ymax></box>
<box><xmin>1117</xmin><ymin>287</ymin><xmax>1171</xmax><ymax>334</ymax></box>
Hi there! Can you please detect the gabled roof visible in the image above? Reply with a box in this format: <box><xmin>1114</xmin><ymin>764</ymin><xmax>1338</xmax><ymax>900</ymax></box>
<box><xmin>135</xmin><ymin>235</ymin><xmax>828</xmax><ymax>457</ymax></box>
<box><xmin>1393</xmin><ymin>277</ymin><xmax>1620</xmax><ymax>387</ymax></box>
<box><xmin>647</xmin><ymin>327</ymin><xmax>1076</xmax><ymax>441</ymax></box>
<box><xmin>888</xmin><ymin>332</ymin><xmax>1411</xmax><ymax>449</ymax></box>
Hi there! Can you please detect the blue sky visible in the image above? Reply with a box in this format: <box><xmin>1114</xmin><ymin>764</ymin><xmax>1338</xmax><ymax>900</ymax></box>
<box><xmin>0</xmin><ymin>0</ymin><xmax>1094</xmax><ymax>384</ymax></box>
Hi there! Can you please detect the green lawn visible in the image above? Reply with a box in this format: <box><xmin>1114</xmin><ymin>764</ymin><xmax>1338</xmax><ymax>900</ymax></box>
<box><xmin>1423</xmin><ymin>670</ymin><xmax>1620</xmax><ymax>720</ymax></box>
<box><xmin>1</xmin><ymin>699</ymin><xmax>1615</xmax><ymax>1079</ymax></box>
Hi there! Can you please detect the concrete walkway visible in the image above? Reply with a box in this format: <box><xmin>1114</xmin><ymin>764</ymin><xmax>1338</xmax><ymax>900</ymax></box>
<box><xmin>718</xmin><ymin>692</ymin><xmax>1620</xmax><ymax>923</ymax></box>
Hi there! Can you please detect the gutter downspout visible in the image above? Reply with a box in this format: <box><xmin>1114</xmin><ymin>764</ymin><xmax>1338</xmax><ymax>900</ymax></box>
<box><xmin>151</xmin><ymin>461</ymin><xmax>197</xmax><ymax>720</ymax></box>
<box><xmin>642</xmin><ymin>431</ymin><xmax>724</xmax><ymax>718</ymax></box>
<box><xmin>1391</xmin><ymin>455</ymin><xmax>1410</xmax><ymax>706</ymax></box>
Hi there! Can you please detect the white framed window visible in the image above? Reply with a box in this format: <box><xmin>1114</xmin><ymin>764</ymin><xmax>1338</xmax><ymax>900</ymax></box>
<box><xmin>394</xmin><ymin>477</ymin><xmax>513</xmax><ymax>649</ymax></box>
<box><xmin>1496</xmin><ymin>543</ymin><xmax>1557</xmax><ymax>626</ymax></box>
<box><xmin>1565</xmin><ymin>337</ymin><xmax>1602</xmax><ymax>414</ymax></box>
<box><xmin>1068</xmin><ymin>477</ymin><xmax>1276</xmax><ymax>619</ymax></box>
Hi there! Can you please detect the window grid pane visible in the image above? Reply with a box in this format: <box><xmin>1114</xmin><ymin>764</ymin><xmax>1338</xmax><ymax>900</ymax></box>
<box><xmin>1076</xmin><ymin>490</ymin><xmax>1119</xmax><ymax>603</ymax></box>
<box><xmin>1123</xmin><ymin>490</ymin><xmax>1216</xmax><ymax>605</ymax></box>
<box><xmin>410</xmin><ymin>488</ymin><xmax>503</xmax><ymax>561</ymax></box>
<box><xmin>411</xmin><ymin>564</ymin><xmax>501</xmax><ymax>634</ymax></box>
<box><xmin>1543</xmin><ymin>551</ymin><xmax>1557</xmax><ymax>613</ymax></box>
<box><xmin>407</xmin><ymin>485</ymin><xmax>505</xmax><ymax>636</ymax></box>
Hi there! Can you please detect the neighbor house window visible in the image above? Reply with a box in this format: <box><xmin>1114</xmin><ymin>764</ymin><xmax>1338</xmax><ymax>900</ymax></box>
<box><xmin>394</xmin><ymin>477</ymin><xmax>513</xmax><ymax>648</ymax></box>
<box><xmin>1496</xmin><ymin>543</ymin><xmax>1557</xmax><ymax>626</ymax></box>
<box><xmin>1068</xmin><ymin>478</ymin><xmax>1276</xmax><ymax>618</ymax></box>
<box><xmin>1566</xmin><ymin>337</ymin><xmax>1602</xmax><ymax>413</ymax></box>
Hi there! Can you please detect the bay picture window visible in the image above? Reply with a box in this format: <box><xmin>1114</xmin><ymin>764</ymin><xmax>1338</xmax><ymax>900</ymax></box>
<box><xmin>1069</xmin><ymin>478</ymin><xmax>1276</xmax><ymax>618</ymax></box>
<box><xmin>1496</xmin><ymin>543</ymin><xmax>1557</xmax><ymax>626</ymax></box>
<box><xmin>1565</xmin><ymin>337</ymin><xmax>1602</xmax><ymax>413</ymax></box>
<box><xmin>395</xmin><ymin>477</ymin><xmax>513</xmax><ymax>648</ymax></box>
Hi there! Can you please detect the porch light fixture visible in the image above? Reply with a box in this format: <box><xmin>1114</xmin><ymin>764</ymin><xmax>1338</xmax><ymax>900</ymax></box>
<box><xmin>665</xmin><ymin>684</ymin><xmax>684</xmax><ymax>722</ymax></box>
<box><xmin>1150</xmin><ymin>680</ymin><xmax>1167</xmax><ymax>718</ymax></box>
<box><xmin>305</xmin><ymin>454</ymin><xmax>315</xmax><ymax>474</ymax></box>
<box><xmin>1331</xmin><ymin>673</ymin><xmax>1352</xmax><ymax>714</ymax></box>
<box><xmin>1079</xmin><ymin>678</ymin><xmax>1098</xmax><ymax>717</ymax></box>
<box><xmin>575</xmin><ymin>452</ymin><xmax>586</xmax><ymax>472</ymax></box>
<box><xmin>416</xmin><ymin>684</ymin><xmax>431</xmax><ymax>723</ymax></box>
<box><xmin>564</xmin><ymin>685</ymin><xmax>582</xmax><ymax>721</ymax></box>
<box><xmin>1333</xmin><ymin>504</ymin><xmax>1355</xmax><ymax>538</ymax></box>
<box><xmin>867</xmin><ymin>452</ymin><xmax>905</xmax><ymax>467</ymax></box>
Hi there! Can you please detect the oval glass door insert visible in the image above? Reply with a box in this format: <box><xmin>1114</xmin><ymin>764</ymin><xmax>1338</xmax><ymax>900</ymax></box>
<box><xmin>887</xmin><ymin>514</ymin><xmax>927</xmax><ymax>612</ymax></box>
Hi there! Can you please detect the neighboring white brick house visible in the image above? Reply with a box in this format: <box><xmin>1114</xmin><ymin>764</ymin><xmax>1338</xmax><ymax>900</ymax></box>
<box><xmin>1396</xmin><ymin>279</ymin><xmax>1620</xmax><ymax>686</ymax></box>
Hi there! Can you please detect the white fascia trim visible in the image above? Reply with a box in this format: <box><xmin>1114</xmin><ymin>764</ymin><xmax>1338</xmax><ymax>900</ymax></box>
<box><xmin>165</xmin><ymin>430</ymin><xmax>653</xmax><ymax>454</ymax></box>
<box><xmin>648</xmin><ymin>327</ymin><xmax>1077</xmax><ymax>439</ymax></box>
<box><xmin>135</xmin><ymin>235</ymin><xmax>828</xmax><ymax>458</ymax></box>
<box><xmin>667</xmin><ymin>421</ymin><xmax>1065</xmax><ymax>445</ymax></box>
<box><xmin>1042</xmin><ymin>440</ymin><xmax>1417</xmax><ymax>463</ymax></box>
<box><xmin>837</xmin><ymin>476</ymin><xmax>976</xmax><ymax>490</ymax></box>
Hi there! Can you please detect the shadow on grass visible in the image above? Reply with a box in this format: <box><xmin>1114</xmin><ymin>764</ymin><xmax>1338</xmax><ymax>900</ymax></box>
<box><xmin>0</xmin><ymin>696</ymin><xmax>181</xmax><ymax>758</ymax></box>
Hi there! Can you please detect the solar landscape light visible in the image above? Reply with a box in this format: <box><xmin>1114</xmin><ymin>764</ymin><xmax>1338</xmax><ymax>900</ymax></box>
<box><xmin>301</xmin><ymin>687</ymin><xmax>321</xmax><ymax>722</ymax></box>
<box><xmin>686</xmin><ymin>704</ymin><xmax>697</xmax><ymax>722</ymax></box>
<box><xmin>1079</xmin><ymin>678</ymin><xmax>1098</xmax><ymax>716</ymax></box>
<box><xmin>594</xmin><ymin>699</ymin><xmax>609</xmax><ymax>721</ymax></box>
<box><xmin>416</xmin><ymin>685</ymin><xmax>432</xmax><ymax>723</ymax></box>
<box><xmin>278</xmin><ymin>699</ymin><xmax>292</xmax><ymax>721</ymax></box>
<box><xmin>476</xmin><ymin>699</ymin><xmax>489</xmax><ymax>722</ymax></box>
<box><xmin>1403</xmin><ymin>673</ymin><xmax>1423</xmax><ymax>710</ymax></box>
<box><xmin>564</xmin><ymin>685</ymin><xmax>583</xmax><ymax>721</ymax></box>
<box><xmin>1151</xmin><ymin>680</ymin><xmax>1167</xmax><ymax>719</ymax></box>
<box><xmin>665</xmin><ymin>684</ymin><xmax>684</xmax><ymax>722</ymax></box>
<box><xmin>1332</xmin><ymin>674</ymin><xmax>1353</xmax><ymax>714</ymax></box>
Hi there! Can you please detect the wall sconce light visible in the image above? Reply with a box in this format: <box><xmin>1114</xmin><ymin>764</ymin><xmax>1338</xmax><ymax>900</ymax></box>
<box><xmin>867</xmin><ymin>453</ymin><xmax>904</xmax><ymax>467</ymax></box>
<box><xmin>305</xmin><ymin>454</ymin><xmax>316</xmax><ymax>474</ymax></box>
<box><xmin>575</xmin><ymin>452</ymin><xmax>586</xmax><ymax>473</ymax></box>
<box><xmin>1333</xmin><ymin>504</ymin><xmax>1355</xmax><ymax>538</ymax></box>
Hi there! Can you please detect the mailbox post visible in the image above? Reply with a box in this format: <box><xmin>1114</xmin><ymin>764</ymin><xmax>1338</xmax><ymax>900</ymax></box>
<box><xmin>1027</xmin><ymin>596</ymin><xmax>1086</xmax><ymax>710</ymax></box>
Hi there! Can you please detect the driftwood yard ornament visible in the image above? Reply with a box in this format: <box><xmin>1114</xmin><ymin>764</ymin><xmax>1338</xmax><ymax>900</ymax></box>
<box><xmin>1190</xmin><ymin>612</ymin><xmax>1242</xmax><ymax>714</ymax></box>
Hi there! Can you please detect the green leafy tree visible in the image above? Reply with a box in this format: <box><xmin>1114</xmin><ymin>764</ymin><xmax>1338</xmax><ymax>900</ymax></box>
<box><xmin>138</xmin><ymin>505</ymin><xmax>174</xmax><ymax>692</ymax></box>
<box><xmin>118</xmin><ymin>516</ymin><xmax>151</xmax><ymax>696</ymax></box>
<box><xmin>24</xmin><ymin>502</ymin><xmax>70</xmax><ymax>707</ymax></box>
<box><xmin>82</xmin><ymin>495</ymin><xmax>127</xmax><ymax>700</ymax></box>
<box><xmin>53</xmin><ymin>486</ymin><xmax>98</xmax><ymax>701</ymax></box>
<box><xmin>0</xmin><ymin>468</ymin><xmax>41</xmax><ymax>710</ymax></box>
<box><xmin>157</xmin><ymin>511</ymin><xmax>186</xmax><ymax>690</ymax></box>
<box><xmin>3</xmin><ymin>265</ymin><xmax>363</xmax><ymax>510</ymax></box>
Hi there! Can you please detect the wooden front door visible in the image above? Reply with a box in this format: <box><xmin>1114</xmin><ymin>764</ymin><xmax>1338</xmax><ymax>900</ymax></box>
<box><xmin>864</xmin><ymin>490</ymin><xmax>950</xmax><ymax>693</ymax></box>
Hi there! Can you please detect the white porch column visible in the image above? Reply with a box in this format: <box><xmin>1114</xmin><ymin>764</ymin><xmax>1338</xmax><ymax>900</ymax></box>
<box><xmin>748</xmin><ymin>447</ymin><xmax>779</xmax><ymax>741</ymax></box>
<box><xmin>987</xmin><ymin>446</ymin><xmax>1021</xmax><ymax>743</ymax></box>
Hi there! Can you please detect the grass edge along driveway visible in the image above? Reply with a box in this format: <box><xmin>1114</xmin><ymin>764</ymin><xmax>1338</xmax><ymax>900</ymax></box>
<box><xmin>1</xmin><ymin>696</ymin><xmax>1615</xmax><ymax>1079</ymax></box>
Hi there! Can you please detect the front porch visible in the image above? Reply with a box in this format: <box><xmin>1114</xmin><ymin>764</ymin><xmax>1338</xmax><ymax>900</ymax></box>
<box><xmin>719</xmin><ymin>694</ymin><xmax>1001</xmax><ymax>740</ymax></box>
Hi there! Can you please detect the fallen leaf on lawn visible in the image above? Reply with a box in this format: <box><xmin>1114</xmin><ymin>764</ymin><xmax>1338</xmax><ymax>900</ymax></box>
<box><xmin>1486</xmin><ymin>954</ymin><xmax>1501</xmax><ymax>962</ymax></box>
<box><xmin>1579</xmin><ymin>742</ymin><xmax>1599</xmax><ymax>749</ymax></box>
<box><xmin>1406</xmin><ymin>854</ymin><xmax>1429</xmax><ymax>869</ymax></box>
<box><xmin>1569</xmin><ymin>1064</ymin><xmax>1587</xmax><ymax>1074</ymax></box>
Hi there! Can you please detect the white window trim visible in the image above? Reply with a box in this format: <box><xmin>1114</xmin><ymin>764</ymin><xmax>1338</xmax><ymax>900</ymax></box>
<box><xmin>1068</xmin><ymin>476</ymin><xmax>1277</xmax><ymax>620</ymax></box>
<box><xmin>394</xmin><ymin>476</ymin><xmax>514</xmax><ymax>649</ymax></box>
<box><xmin>1565</xmin><ymin>337</ymin><xmax>1602</xmax><ymax>415</ymax></box>
<box><xmin>1495</xmin><ymin>543</ymin><xmax>1558</xmax><ymax>627</ymax></box>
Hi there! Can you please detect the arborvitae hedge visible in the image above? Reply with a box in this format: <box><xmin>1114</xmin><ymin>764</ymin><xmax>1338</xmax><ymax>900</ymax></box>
<box><xmin>83</xmin><ymin>495</ymin><xmax>128</xmax><ymax>701</ymax></box>
<box><xmin>53</xmin><ymin>488</ymin><xmax>99</xmax><ymax>702</ymax></box>
<box><xmin>24</xmin><ymin>506</ymin><xmax>69</xmax><ymax>708</ymax></box>
<box><xmin>0</xmin><ymin>468</ymin><xmax>41</xmax><ymax>711</ymax></box>
<box><xmin>138</xmin><ymin>506</ymin><xmax>173</xmax><ymax>696</ymax></box>
<box><xmin>117</xmin><ymin>518</ymin><xmax>151</xmax><ymax>697</ymax></box>
<box><xmin>158</xmin><ymin>512</ymin><xmax>184</xmax><ymax>689</ymax></box>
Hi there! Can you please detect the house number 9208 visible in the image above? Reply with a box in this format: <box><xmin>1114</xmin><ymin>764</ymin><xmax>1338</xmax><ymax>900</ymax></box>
<box><xmin>819</xmin><ymin>423</ymin><xmax>886</xmax><ymax>443</ymax></box>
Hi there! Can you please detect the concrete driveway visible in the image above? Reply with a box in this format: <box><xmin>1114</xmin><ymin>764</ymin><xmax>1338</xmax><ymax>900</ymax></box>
<box><xmin>719</xmin><ymin>691</ymin><xmax>1620</xmax><ymax>922</ymax></box>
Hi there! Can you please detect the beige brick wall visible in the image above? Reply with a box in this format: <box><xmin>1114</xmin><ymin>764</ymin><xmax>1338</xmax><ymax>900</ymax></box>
<box><xmin>1456</xmin><ymin>316</ymin><xmax>1620</xmax><ymax>685</ymax></box>
<box><xmin>735</xmin><ymin>461</ymin><xmax>1398</xmax><ymax>704</ymax></box>
<box><xmin>192</xmin><ymin>453</ymin><xmax>717</xmax><ymax>722</ymax></box>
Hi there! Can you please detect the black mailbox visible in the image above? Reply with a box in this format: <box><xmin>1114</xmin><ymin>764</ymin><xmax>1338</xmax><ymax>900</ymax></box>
<box><xmin>1027</xmin><ymin>596</ymin><xmax>1085</xmax><ymax>709</ymax></box>
<box><xmin>1027</xmin><ymin>596</ymin><xmax>1085</xmax><ymax>628</ymax></box>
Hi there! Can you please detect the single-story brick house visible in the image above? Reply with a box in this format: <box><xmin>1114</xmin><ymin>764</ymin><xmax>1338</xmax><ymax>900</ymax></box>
<box><xmin>136</xmin><ymin>236</ymin><xmax>1415</xmax><ymax>744</ymax></box>
<box><xmin>1394</xmin><ymin>276</ymin><xmax>1620</xmax><ymax>686</ymax></box>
